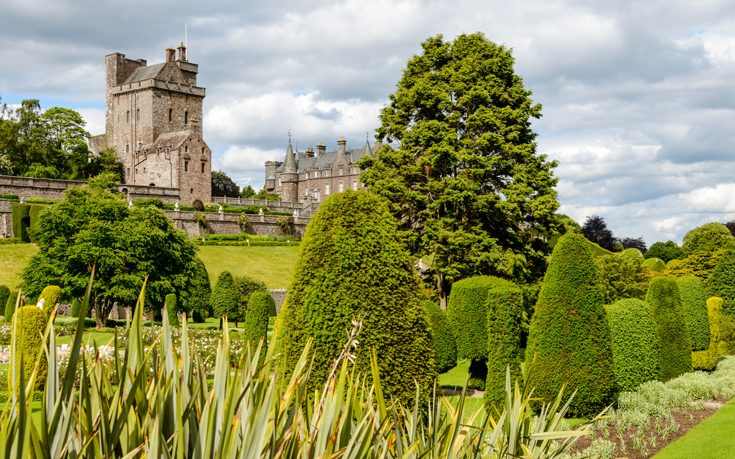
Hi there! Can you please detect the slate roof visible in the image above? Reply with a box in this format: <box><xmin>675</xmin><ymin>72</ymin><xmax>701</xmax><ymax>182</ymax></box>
<box><xmin>276</xmin><ymin>141</ymin><xmax>372</xmax><ymax>174</ymax></box>
<box><xmin>125</xmin><ymin>63</ymin><xmax>167</xmax><ymax>84</ymax></box>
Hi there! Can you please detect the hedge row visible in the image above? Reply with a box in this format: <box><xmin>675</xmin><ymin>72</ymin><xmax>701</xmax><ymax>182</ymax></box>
<box><xmin>425</xmin><ymin>301</ymin><xmax>457</xmax><ymax>374</ymax></box>
<box><xmin>10</xmin><ymin>203</ymin><xmax>49</xmax><ymax>242</ymax></box>
<box><xmin>193</xmin><ymin>240</ymin><xmax>301</xmax><ymax>247</ymax></box>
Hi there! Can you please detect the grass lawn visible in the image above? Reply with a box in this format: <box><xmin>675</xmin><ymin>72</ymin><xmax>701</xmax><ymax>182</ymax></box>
<box><xmin>197</xmin><ymin>245</ymin><xmax>301</xmax><ymax>288</ymax></box>
<box><xmin>653</xmin><ymin>399</ymin><xmax>735</xmax><ymax>458</ymax></box>
<box><xmin>0</xmin><ymin>244</ymin><xmax>38</xmax><ymax>289</ymax></box>
<box><xmin>55</xmin><ymin>329</ymin><xmax>118</xmax><ymax>346</ymax></box>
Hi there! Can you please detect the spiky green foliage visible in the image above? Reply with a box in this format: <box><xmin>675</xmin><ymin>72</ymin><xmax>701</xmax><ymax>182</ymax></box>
<box><xmin>165</xmin><ymin>293</ymin><xmax>178</xmax><ymax>326</ymax></box>
<box><xmin>0</xmin><ymin>285</ymin><xmax>9</xmax><ymax>319</ymax></box>
<box><xmin>70</xmin><ymin>297</ymin><xmax>81</xmax><ymax>318</ymax></box>
<box><xmin>277</xmin><ymin>190</ymin><xmax>436</xmax><ymax>406</ymax></box>
<box><xmin>211</xmin><ymin>270</ymin><xmax>239</xmax><ymax>321</ymax></box>
<box><xmin>484</xmin><ymin>285</ymin><xmax>524</xmax><ymax>411</ymax></box>
<box><xmin>4</xmin><ymin>289</ymin><xmax>19</xmax><ymax>322</ymax></box>
<box><xmin>676</xmin><ymin>276</ymin><xmax>710</xmax><ymax>351</ymax></box>
<box><xmin>708</xmin><ymin>249</ymin><xmax>735</xmax><ymax>317</ymax></box>
<box><xmin>9</xmin><ymin>305</ymin><xmax>47</xmax><ymax>391</ymax></box>
<box><xmin>242</xmin><ymin>291</ymin><xmax>270</xmax><ymax>363</ymax></box>
<box><xmin>682</xmin><ymin>222</ymin><xmax>735</xmax><ymax>255</ymax></box>
<box><xmin>642</xmin><ymin>257</ymin><xmax>666</xmax><ymax>272</ymax></box>
<box><xmin>37</xmin><ymin>285</ymin><xmax>61</xmax><ymax>320</ymax></box>
<box><xmin>646</xmin><ymin>277</ymin><xmax>693</xmax><ymax>381</ymax></box>
<box><xmin>605</xmin><ymin>299</ymin><xmax>661</xmax><ymax>392</ymax></box>
<box><xmin>425</xmin><ymin>301</ymin><xmax>457</xmax><ymax>373</ymax></box>
<box><xmin>448</xmin><ymin>275</ymin><xmax>516</xmax><ymax>361</ymax></box>
<box><xmin>692</xmin><ymin>297</ymin><xmax>722</xmax><ymax>371</ymax></box>
<box><xmin>525</xmin><ymin>232</ymin><xmax>615</xmax><ymax>416</ymax></box>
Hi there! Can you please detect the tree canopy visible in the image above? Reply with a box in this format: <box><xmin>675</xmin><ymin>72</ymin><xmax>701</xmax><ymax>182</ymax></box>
<box><xmin>211</xmin><ymin>171</ymin><xmax>240</xmax><ymax>198</ymax></box>
<box><xmin>20</xmin><ymin>174</ymin><xmax>198</xmax><ymax>327</ymax></box>
<box><xmin>644</xmin><ymin>240</ymin><xmax>684</xmax><ymax>263</ymax></box>
<box><xmin>682</xmin><ymin>222</ymin><xmax>735</xmax><ymax>255</ymax></box>
<box><xmin>359</xmin><ymin>32</ymin><xmax>560</xmax><ymax>307</ymax></box>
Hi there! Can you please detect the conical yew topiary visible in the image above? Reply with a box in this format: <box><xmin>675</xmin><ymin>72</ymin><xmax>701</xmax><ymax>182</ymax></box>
<box><xmin>277</xmin><ymin>190</ymin><xmax>436</xmax><ymax>406</ymax></box>
<box><xmin>525</xmin><ymin>233</ymin><xmax>615</xmax><ymax>416</ymax></box>
<box><xmin>676</xmin><ymin>276</ymin><xmax>710</xmax><ymax>351</ymax></box>
<box><xmin>646</xmin><ymin>277</ymin><xmax>692</xmax><ymax>381</ymax></box>
<box><xmin>211</xmin><ymin>271</ymin><xmax>239</xmax><ymax>323</ymax></box>
<box><xmin>242</xmin><ymin>291</ymin><xmax>271</xmax><ymax>364</ymax></box>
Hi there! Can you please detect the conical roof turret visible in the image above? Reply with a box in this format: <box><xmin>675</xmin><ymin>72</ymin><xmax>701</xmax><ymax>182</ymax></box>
<box><xmin>282</xmin><ymin>138</ymin><xmax>297</xmax><ymax>174</ymax></box>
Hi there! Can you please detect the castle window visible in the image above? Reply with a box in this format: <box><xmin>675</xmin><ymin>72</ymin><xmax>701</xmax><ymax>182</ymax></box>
<box><xmin>191</xmin><ymin>188</ymin><xmax>194</xmax><ymax>194</ymax></box>
<box><xmin>202</xmin><ymin>147</ymin><xmax>205</xmax><ymax>154</ymax></box>
<box><xmin>185</xmin><ymin>146</ymin><xmax>188</xmax><ymax>153</ymax></box>
<box><xmin>126</xmin><ymin>111</ymin><xmax>130</xmax><ymax>123</ymax></box>
<box><xmin>126</xmin><ymin>144</ymin><xmax>129</xmax><ymax>153</ymax></box>
<box><xmin>278</xmin><ymin>178</ymin><xmax>281</xmax><ymax>187</ymax></box>
<box><xmin>127</xmin><ymin>168</ymin><xmax>130</xmax><ymax>178</ymax></box>
<box><xmin>325</xmin><ymin>184</ymin><xmax>330</xmax><ymax>195</ymax></box>
<box><xmin>184</xmin><ymin>111</ymin><xmax>189</xmax><ymax>125</ymax></box>
<box><xmin>136</xmin><ymin>109</ymin><xmax>140</xmax><ymax>121</ymax></box>
<box><xmin>184</xmin><ymin>161</ymin><xmax>189</xmax><ymax>172</ymax></box>
<box><xmin>339</xmin><ymin>182</ymin><xmax>344</xmax><ymax>193</ymax></box>
<box><xmin>339</xmin><ymin>168</ymin><xmax>343</xmax><ymax>175</ymax></box>
<box><xmin>353</xmin><ymin>180</ymin><xmax>357</xmax><ymax>190</ymax></box>
<box><xmin>201</xmin><ymin>162</ymin><xmax>205</xmax><ymax>173</ymax></box>
<box><xmin>169</xmin><ymin>109</ymin><xmax>173</xmax><ymax>122</ymax></box>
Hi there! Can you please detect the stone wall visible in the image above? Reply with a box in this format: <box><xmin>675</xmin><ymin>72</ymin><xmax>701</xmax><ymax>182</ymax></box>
<box><xmin>0</xmin><ymin>199</ymin><xmax>12</xmax><ymax>238</ymax></box>
<box><xmin>269</xmin><ymin>289</ymin><xmax>288</xmax><ymax>314</ymax></box>
<box><xmin>166</xmin><ymin>210</ymin><xmax>310</xmax><ymax>238</ymax></box>
<box><xmin>0</xmin><ymin>175</ymin><xmax>87</xmax><ymax>200</ymax></box>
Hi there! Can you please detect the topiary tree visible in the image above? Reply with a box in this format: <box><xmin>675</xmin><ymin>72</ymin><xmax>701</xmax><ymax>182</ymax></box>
<box><xmin>4</xmin><ymin>290</ymin><xmax>19</xmax><ymax>322</ymax></box>
<box><xmin>37</xmin><ymin>285</ymin><xmax>61</xmax><ymax>321</ymax></box>
<box><xmin>0</xmin><ymin>286</ymin><xmax>10</xmax><ymax>320</ymax></box>
<box><xmin>676</xmin><ymin>276</ymin><xmax>710</xmax><ymax>351</ymax></box>
<box><xmin>211</xmin><ymin>271</ymin><xmax>239</xmax><ymax>326</ymax></box>
<box><xmin>692</xmin><ymin>297</ymin><xmax>722</xmax><ymax>371</ymax></box>
<box><xmin>242</xmin><ymin>291</ymin><xmax>270</xmax><ymax>363</ymax></box>
<box><xmin>266</xmin><ymin>294</ymin><xmax>276</xmax><ymax>318</ymax></box>
<box><xmin>708</xmin><ymin>248</ymin><xmax>735</xmax><ymax>317</ymax></box>
<box><xmin>718</xmin><ymin>315</ymin><xmax>735</xmax><ymax>356</ymax></box>
<box><xmin>276</xmin><ymin>190</ymin><xmax>436</xmax><ymax>407</ymax></box>
<box><xmin>646</xmin><ymin>277</ymin><xmax>692</xmax><ymax>381</ymax></box>
<box><xmin>165</xmin><ymin>293</ymin><xmax>178</xmax><ymax>326</ymax></box>
<box><xmin>664</xmin><ymin>250</ymin><xmax>723</xmax><ymax>284</ymax></box>
<box><xmin>180</xmin><ymin>257</ymin><xmax>212</xmax><ymax>323</ymax></box>
<box><xmin>425</xmin><ymin>301</ymin><xmax>457</xmax><ymax>374</ymax></box>
<box><xmin>70</xmin><ymin>298</ymin><xmax>81</xmax><ymax>318</ymax></box>
<box><xmin>605</xmin><ymin>299</ymin><xmax>661</xmax><ymax>392</ymax></box>
<box><xmin>234</xmin><ymin>275</ymin><xmax>267</xmax><ymax>321</ymax></box>
<box><xmin>642</xmin><ymin>258</ymin><xmax>666</xmax><ymax>272</ymax></box>
<box><xmin>682</xmin><ymin>222</ymin><xmax>735</xmax><ymax>256</ymax></box>
<box><xmin>8</xmin><ymin>305</ymin><xmax>47</xmax><ymax>391</ymax></box>
<box><xmin>447</xmin><ymin>276</ymin><xmax>516</xmax><ymax>389</ymax></box>
<box><xmin>525</xmin><ymin>233</ymin><xmax>615</xmax><ymax>416</ymax></box>
<box><xmin>595</xmin><ymin>252</ymin><xmax>647</xmax><ymax>305</ymax></box>
<box><xmin>484</xmin><ymin>285</ymin><xmax>524</xmax><ymax>411</ymax></box>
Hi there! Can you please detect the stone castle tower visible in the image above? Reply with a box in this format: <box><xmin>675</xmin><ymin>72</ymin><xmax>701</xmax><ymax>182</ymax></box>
<box><xmin>100</xmin><ymin>44</ymin><xmax>212</xmax><ymax>202</ymax></box>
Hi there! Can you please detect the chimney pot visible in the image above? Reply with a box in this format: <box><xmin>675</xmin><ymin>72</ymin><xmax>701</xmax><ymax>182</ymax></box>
<box><xmin>166</xmin><ymin>47</ymin><xmax>176</xmax><ymax>62</ymax></box>
<box><xmin>177</xmin><ymin>43</ymin><xmax>187</xmax><ymax>61</ymax></box>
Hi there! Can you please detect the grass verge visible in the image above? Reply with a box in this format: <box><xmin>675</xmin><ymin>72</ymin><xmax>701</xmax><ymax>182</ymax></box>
<box><xmin>653</xmin><ymin>400</ymin><xmax>735</xmax><ymax>458</ymax></box>
<box><xmin>0</xmin><ymin>243</ymin><xmax>38</xmax><ymax>289</ymax></box>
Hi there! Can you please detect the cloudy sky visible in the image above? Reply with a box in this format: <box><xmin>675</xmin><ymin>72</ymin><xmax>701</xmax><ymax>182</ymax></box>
<box><xmin>1</xmin><ymin>0</ymin><xmax>735</xmax><ymax>247</ymax></box>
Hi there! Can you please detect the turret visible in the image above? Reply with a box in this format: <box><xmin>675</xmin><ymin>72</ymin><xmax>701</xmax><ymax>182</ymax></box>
<box><xmin>281</xmin><ymin>139</ymin><xmax>299</xmax><ymax>203</ymax></box>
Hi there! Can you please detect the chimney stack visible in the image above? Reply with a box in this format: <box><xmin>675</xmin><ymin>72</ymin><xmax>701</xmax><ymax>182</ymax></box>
<box><xmin>177</xmin><ymin>43</ymin><xmax>187</xmax><ymax>61</ymax></box>
<box><xmin>166</xmin><ymin>47</ymin><xmax>176</xmax><ymax>62</ymax></box>
<box><xmin>305</xmin><ymin>147</ymin><xmax>314</xmax><ymax>158</ymax></box>
<box><xmin>337</xmin><ymin>136</ymin><xmax>346</xmax><ymax>154</ymax></box>
<box><xmin>316</xmin><ymin>142</ymin><xmax>326</xmax><ymax>158</ymax></box>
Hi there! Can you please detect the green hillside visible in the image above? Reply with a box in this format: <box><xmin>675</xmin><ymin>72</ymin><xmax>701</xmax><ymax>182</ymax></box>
<box><xmin>0</xmin><ymin>244</ymin><xmax>300</xmax><ymax>291</ymax></box>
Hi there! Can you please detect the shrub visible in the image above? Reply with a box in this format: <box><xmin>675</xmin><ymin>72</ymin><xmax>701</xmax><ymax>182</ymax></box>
<box><xmin>192</xmin><ymin>199</ymin><xmax>204</xmax><ymax>211</ymax></box>
<box><xmin>484</xmin><ymin>285</ymin><xmax>524</xmax><ymax>411</ymax></box>
<box><xmin>266</xmin><ymin>294</ymin><xmax>276</xmax><ymax>318</ymax></box>
<box><xmin>595</xmin><ymin>252</ymin><xmax>647</xmax><ymax>304</ymax></box>
<box><xmin>276</xmin><ymin>216</ymin><xmax>291</xmax><ymax>236</ymax></box>
<box><xmin>525</xmin><ymin>233</ymin><xmax>615</xmax><ymax>416</ymax></box>
<box><xmin>0</xmin><ymin>286</ymin><xmax>9</xmax><ymax>319</ymax></box>
<box><xmin>242</xmin><ymin>291</ymin><xmax>270</xmax><ymax>357</ymax></box>
<box><xmin>27</xmin><ymin>204</ymin><xmax>47</xmax><ymax>241</ymax></box>
<box><xmin>37</xmin><ymin>285</ymin><xmax>62</xmax><ymax>321</ymax></box>
<box><xmin>622</xmin><ymin>247</ymin><xmax>642</xmax><ymax>259</ymax></box>
<box><xmin>165</xmin><ymin>293</ymin><xmax>178</xmax><ymax>326</ymax></box>
<box><xmin>194</xmin><ymin>212</ymin><xmax>208</xmax><ymax>235</ymax></box>
<box><xmin>425</xmin><ymin>301</ymin><xmax>457</xmax><ymax>373</ymax></box>
<box><xmin>664</xmin><ymin>250</ymin><xmax>723</xmax><ymax>284</ymax></box>
<box><xmin>642</xmin><ymin>257</ymin><xmax>665</xmax><ymax>272</ymax></box>
<box><xmin>8</xmin><ymin>305</ymin><xmax>47</xmax><ymax>391</ymax></box>
<box><xmin>645</xmin><ymin>240</ymin><xmax>684</xmax><ymax>263</ymax></box>
<box><xmin>4</xmin><ymin>290</ymin><xmax>18</xmax><ymax>322</ymax></box>
<box><xmin>211</xmin><ymin>271</ymin><xmax>239</xmax><ymax>322</ymax></box>
<box><xmin>605</xmin><ymin>299</ymin><xmax>661</xmax><ymax>392</ymax></box>
<box><xmin>11</xmin><ymin>204</ymin><xmax>31</xmax><ymax>242</ymax></box>
<box><xmin>676</xmin><ymin>276</ymin><xmax>710</xmax><ymax>351</ymax></box>
<box><xmin>719</xmin><ymin>315</ymin><xmax>735</xmax><ymax>355</ymax></box>
<box><xmin>646</xmin><ymin>277</ymin><xmax>692</xmax><ymax>381</ymax></box>
<box><xmin>708</xmin><ymin>248</ymin><xmax>735</xmax><ymax>317</ymax></box>
<box><xmin>682</xmin><ymin>222</ymin><xmax>735</xmax><ymax>255</ymax></box>
<box><xmin>180</xmin><ymin>257</ymin><xmax>212</xmax><ymax>323</ymax></box>
<box><xmin>133</xmin><ymin>198</ymin><xmax>164</xmax><ymax>208</ymax></box>
<box><xmin>234</xmin><ymin>275</ymin><xmax>267</xmax><ymax>320</ymax></box>
<box><xmin>70</xmin><ymin>298</ymin><xmax>81</xmax><ymax>318</ymax></box>
<box><xmin>237</xmin><ymin>212</ymin><xmax>252</xmax><ymax>233</ymax></box>
<box><xmin>692</xmin><ymin>297</ymin><xmax>722</xmax><ymax>371</ymax></box>
<box><xmin>276</xmin><ymin>190</ymin><xmax>436</xmax><ymax>407</ymax></box>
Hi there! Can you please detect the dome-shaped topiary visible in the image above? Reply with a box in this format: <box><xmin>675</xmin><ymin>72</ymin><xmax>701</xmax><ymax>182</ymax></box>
<box><xmin>692</xmin><ymin>297</ymin><xmax>722</xmax><ymax>371</ymax></box>
<box><xmin>484</xmin><ymin>285</ymin><xmax>524</xmax><ymax>411</ymax></box>
<box><xmin>708</xmin><ymin>249</ymin><xmax>735</xmax><ymax>317</ymax></box>
<box><xmin>622</xmin><ymin>248</ymin><xmax>643</xmax><ymax>260</ymax></box>
<box><xmin>525</xmin><ymin>233</ymin><xmax>615</xmax><ymax>416</ymax></box>
<box><xmin>646</xmin><ymin>277</ymin><xmax>692</xmax><ymax>381</ymax></box>
<box><xmin>425</xmin><ymin>301</ymin><xmax>457</xmax><ymax>373</ymax></box>
<box><xmin>211</xmin><ymin>271</ymin><xmax>239</xmax><ymax>323</ymax></box>
<box><xmin>277</xmin><ymin>190</ymin><xmax>436</xmax><ymax>407</ymax></box>
<box><xmin>676</xmin><ymin>276</ymin><xmax>710</xmax><ymax>351</ymax></box>
<box><xmin>605</xmin><ymin>299</ymin><xmax>661</xmax><ymax>392</ymax></box>
<box><xmin>8</xmin><ymin>305</ymin><xmax>48</xmax><ymax>391</ymax></box>
<box><xmin>642</xmin><ymin>258</ymin><xmax>665</xmax><ymax>272</ymax></box>
<box><xmin>242</xmin><ymin>291</ymin><xmax>271</xmax><ymax>358</ymax></box>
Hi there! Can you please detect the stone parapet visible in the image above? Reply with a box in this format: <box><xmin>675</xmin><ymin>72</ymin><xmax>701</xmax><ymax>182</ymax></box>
<box><xmin>166</xmin><ymin>210</ymin><xmax>310</xmax><ymax>238</ymax></box>
<box><xmin>110</xmin><ymin>79</ymin><xmax>205</xmax><ymax>97</ymax></box>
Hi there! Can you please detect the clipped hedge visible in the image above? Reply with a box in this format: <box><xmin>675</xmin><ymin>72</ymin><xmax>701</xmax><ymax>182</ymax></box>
<box><xmin>605</xmin><ymin>299</ymin><xmax>661</xmax><ymax>392</ymax></box>
<box><xmin>719</xmin><ymin>315</ymin><xmax>735</xmax><ymax>356</ymax></box>
<box><xmin>676</xmin><ymin>276</ymin><xmax>710</xmax><ymax>351</ymax></box>
<box><xmin>242</xmin><ymin>291</ymin><xmax>270</xmax><ymax>357</ymax></box>
<box><xmin>692</xmin><ymin>297</ymin><xmax>722</xmax><ymax>371</ymax></box>
<box><xmin>11</xmin><ymin>204</ymin><xmax>31</xmax><ymax>242</ymax></box>
<box><xmin>0</xmin><ymin>286</ymin><xmax>9</xmax><ymax>320</ymax></box>
<box><xmin>211</xmin><ymin>271</ymin><xmax>239</xmax><ymax>322</ymax></box>
<box><xmin>8</xmin><ymin>305</ymin><xmax>47</xmax><ymax>391</ymax></box>
<box><xmin>70</xmin><ymin>298</ymin><xmax>81</xmax><ymax>318</ymax></box>
<box><xmin>525</xmin><ymin>233</ymin><xmax>615</xmax><ymax>416</ymax></box>
<box><xmin>195</xmin><ymin>240</ymin><xmax>301</xmax><ymax>247</ymax></box>
<box><xmin>622</xmin><ymin>248</ymin><xmax>643</xmax><ymax>259</ymax></box>
<box><xmin>425</xmin><ymin>301</ymin><xmax>457</xmax><ymax>374</ymax></box>
<box><xmin>277</xmin><ymin>190</ymin><xmax>436</xmax><ymax>407</ymax></box>
<box><xmin>708</xmin><ymin>248</ymin><xmax>735</xmax><ymax>317</ymax></box>
<box><xmin>642</xmin><ymin>258</ymin><xmax>666</xmax><ymax>272</ymax></box>
<box><xmin>37</xmin><ymin>285</ymin><xmax>61</xmax><ymax>321</ymax></box>
<box><xmin>5</xmin><ymin>290</ymin><xmax>21</xmax><ymax>322</ymax></box>
<box><xmin>165</xmin><ymin>293</ymin><xmax>178</xmax><ymax>326</ymax></box>
<box><xmin>646</xmin><ymin>277</ymin><xmax>692</xmax><ymax>381</ymax></box>
<box><xmin>266</xmin><ymin>294</ymin><xmax>276</xmax><ymax>318</ymax></box>
<box><xmin>484</xmin><ymin>285</ymin><xmax>524</xmax><ymax>411</ymax></box>
<box><xmin>182</xmin><ymin>257</ymin><xmax>212</xmax><ymax>323</ymax></box>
